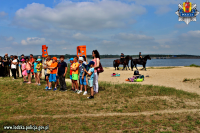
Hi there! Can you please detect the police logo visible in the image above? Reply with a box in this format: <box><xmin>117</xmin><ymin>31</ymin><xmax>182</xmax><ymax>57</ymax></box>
<box><xmin>175</xmin><ymin>0</ymin><xmax>199</xmax><ymax>24</ymax></box>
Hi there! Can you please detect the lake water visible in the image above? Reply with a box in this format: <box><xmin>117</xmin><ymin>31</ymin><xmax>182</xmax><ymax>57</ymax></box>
<box><xmin>64</xmin><ymin>58</ymin><xmax>200</xmax><ymax>67</ymax></box>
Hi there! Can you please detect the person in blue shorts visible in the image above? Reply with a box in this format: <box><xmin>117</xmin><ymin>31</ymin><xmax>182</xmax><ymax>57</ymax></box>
<box><xmin>77</xmin><ymin>57</ymin><xmax>87</xmax><ymax>95</ymax></box>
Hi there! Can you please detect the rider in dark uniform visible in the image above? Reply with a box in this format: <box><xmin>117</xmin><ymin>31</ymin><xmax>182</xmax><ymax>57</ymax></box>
<box><xmin>139</xmin><ymin>52</ymin><xmax>143</xmax><ymax>64</ymax></box>
<box><xmin>120</xmin><ymin>53</ymin><xmax>125</xmax><ymax>63</ymax></box>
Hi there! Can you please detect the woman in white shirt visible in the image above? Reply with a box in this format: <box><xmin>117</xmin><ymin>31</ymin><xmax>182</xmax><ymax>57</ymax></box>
<box><xmin>11</xmin><ymin>56</ymin><xmax>18</xmax><ymax>79</ymax></box>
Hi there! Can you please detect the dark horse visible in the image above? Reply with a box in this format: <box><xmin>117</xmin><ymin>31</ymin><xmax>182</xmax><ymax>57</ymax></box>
<box><xmin>113</xmin><ymin>56</ymin><xmax>132</xmax><ymax>70</ymax></box>
<box><xmin>131</xmin><ymin>55</ymin><xmax>151</xmax><ymax>71</ymax></box>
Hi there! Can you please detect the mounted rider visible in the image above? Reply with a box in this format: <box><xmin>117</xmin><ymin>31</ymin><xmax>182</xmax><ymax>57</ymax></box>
<box><xmin>139</xmin><ymin>52</ymin><xmax>143</xmax><ymax>64</ymax></box>
<box><xmin>120</xmin><ymin>53</ymin><xmax>125</xmax><ymax>63</ymax></box>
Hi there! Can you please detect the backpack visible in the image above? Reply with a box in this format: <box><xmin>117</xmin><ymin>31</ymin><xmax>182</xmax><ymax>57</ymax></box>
<box><xmin>134</xmin><ymin>70</ymin><xmax>139</xmax><ymax>75</ymax></box>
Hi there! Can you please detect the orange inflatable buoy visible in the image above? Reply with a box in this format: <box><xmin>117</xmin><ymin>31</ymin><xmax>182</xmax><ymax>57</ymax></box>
<box><xmin>77</xmin><ymin>45</ymin><xmax>87</xmax><ymax>58</ymax></box>
<box><xmin>42</xmin><ymin>45</ymin><xmax>48</xmax><ymax>58</ymax></box>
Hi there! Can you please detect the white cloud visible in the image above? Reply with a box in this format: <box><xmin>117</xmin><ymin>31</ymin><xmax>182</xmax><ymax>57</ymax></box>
<box><xmin>115</xmin><ymin>33</ymin><xmax>154</xmax><ymax>41</ymax></box>
<box><xmin>13</xmin><ymin>1</ymin><xmax>146</xmax><ymax>31</ymax></box>
<box><xmin>0</xmin><ymin>11</ymin><xmax>8</xmax><ymax>17</ymax></box>
<box><xmin>21</xmin><ymin>37</ymin><xmax>46</xmax><ymax>45</ymax></box>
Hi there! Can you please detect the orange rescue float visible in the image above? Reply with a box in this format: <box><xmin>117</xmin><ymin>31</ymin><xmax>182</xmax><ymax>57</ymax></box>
<box><xmin>77</xmin><ymin>45</ymin><xmax>87</xmax><ymax>58</ymax></box>
<box><xmin>42</xmin><ymin>45</ymin><xmax>48</xmax><ymax>58</ymax></box>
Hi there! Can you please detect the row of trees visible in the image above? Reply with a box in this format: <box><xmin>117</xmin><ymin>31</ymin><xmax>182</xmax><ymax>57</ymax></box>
<box><xmin>30</xmin><ymin>54</ymin><xmax>200</xmax><ymax>59</ymax></box>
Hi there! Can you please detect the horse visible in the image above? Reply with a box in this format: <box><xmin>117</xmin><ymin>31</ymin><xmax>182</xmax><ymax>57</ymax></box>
<box><xmin>113</xmin><ymin>56</ymin><xmax>132</xmax><ymax>70</ymax></box>
<box><xmin>131</xmin><ymin>55</ymin><xmax>151</xmax><ymax>71</ymax></box>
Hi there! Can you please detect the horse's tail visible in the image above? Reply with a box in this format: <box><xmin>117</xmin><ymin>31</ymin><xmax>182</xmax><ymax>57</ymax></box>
<box><xmin>113</xmin><ymin>60</ymin><xmax>116</xmax><ymax>68</ymax></box>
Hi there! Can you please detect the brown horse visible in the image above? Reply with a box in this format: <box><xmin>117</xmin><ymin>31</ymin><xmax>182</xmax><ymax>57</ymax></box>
<box><xmin>113</xmin><ymin>56</ymin><xmax>132</xmax><ymax>70</ymax></box>
<box><xmin>131</xmin><ymin>55</ymin><xmax>151</xmax><ymax>71</ymax></box>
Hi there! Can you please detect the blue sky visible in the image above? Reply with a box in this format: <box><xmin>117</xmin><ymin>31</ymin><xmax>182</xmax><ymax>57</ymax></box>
<box><xmin>0</xmin><ymin>0</ymin><xmax>200</xmax><ymax>56</ymax></box>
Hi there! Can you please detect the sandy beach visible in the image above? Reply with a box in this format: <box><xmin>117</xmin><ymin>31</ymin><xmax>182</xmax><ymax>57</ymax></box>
<box><xmin>94</xmin><ymin>67</ymin><xmax>200</xmax><ymax>95</ymax></box>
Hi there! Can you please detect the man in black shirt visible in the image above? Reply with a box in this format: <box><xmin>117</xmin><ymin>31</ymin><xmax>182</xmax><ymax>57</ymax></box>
<box><xmin>3</xmin><ymin>53</ymin><xmax>10</xmax><ymax>77</ymax></box>
<box><xmin>139</xmin><ymin>52</ymin><xmax>143</xmax><ymax>64</ymax></box>
<box><xmin>120</xmin><ymin>53</ymin><xmax>125</xmax><ymax>63</ymax></box>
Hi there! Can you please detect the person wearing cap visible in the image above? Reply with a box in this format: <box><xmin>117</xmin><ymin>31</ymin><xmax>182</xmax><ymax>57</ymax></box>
<box><xmin>47</xmin><ymin>57</ymin><xmax>58</xmax><ymax>91</ymax></box>
<box><xmin>57</xmin><ymin>55</ymin><xmax>68</xmax><ymax>91</ymax></box>
<box><xmin>84</xmin><ymin>61</ymin><xmax>95</xmax><ymax>99</ymax></box>
<box><xmin>71</xmin><ymin>56</ymin><xmax>79</xmax><ymax>92</ymax></box>
<box><xmin>43</xmin><ymin>55</ymin><xmax>52</xmax><ymax>90</ymax></box>
<box><xmin>36</xmin><ymin>58</ymin><xmax>42</xmax><ymax>86</ymax></box>
<box><xmin>69</xmin><ymin>58</ymin><xmax>74</xmax><ymax>91</ymax></box>
<box><xmin>77</xmin><ymin>57</ymin><xmax>87</xmax><ymax>95</ymax></box>
<box><xmin>33</xmin><ymin>57</ymin><xmax>38</xmax><ymax>84</ymax></box>
<box><xmin>21</xmin><ymin>58</ymin><xmax>27</xmax><ymax>83</ymax></box>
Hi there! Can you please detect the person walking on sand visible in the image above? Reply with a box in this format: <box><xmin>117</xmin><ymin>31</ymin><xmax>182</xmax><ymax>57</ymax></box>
<box><xmin>92</xmin><ymin>50</ymin><xmax>101</xmax><ymax>94</ymax></box>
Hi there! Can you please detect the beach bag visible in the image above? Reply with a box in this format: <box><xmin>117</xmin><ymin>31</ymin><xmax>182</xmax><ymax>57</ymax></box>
<box><xmin>97</xmin><ymin>63</ymin><xmax>104</xmax><ymax>73</ymax></box>
<box><xmin>134</xmin><ymin>70</ymin><xmax>139</xmax><ymax>75</ymax></box>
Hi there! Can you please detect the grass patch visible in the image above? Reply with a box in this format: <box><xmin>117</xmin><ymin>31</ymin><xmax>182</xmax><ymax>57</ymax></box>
<box><xmin>183</xmin><ymin>78</ymin><xmax>200</xmax><ymax>82</ymax></box>
<box><xmin>0</xmin><ymin>78</ymin><xmax>200</xmax><ymax>132</ymax></box>
<box><xmin>185</xmin><ymin>64</ymin><xmax>200</xmax><ymax>67</ymax></box>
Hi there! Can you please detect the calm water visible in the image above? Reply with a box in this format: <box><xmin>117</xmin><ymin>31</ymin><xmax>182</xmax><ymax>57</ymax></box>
<box><xmin>64</xmin><ymin>59</ymin><xmax>200</xmax><ymax>67</ymax></box>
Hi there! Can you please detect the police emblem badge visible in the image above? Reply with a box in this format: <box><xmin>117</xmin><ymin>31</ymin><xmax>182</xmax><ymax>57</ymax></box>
<box><xmin>175</xmin><ymin>0</ymin><xmax>199</xmax><ymax>24</ymax></box>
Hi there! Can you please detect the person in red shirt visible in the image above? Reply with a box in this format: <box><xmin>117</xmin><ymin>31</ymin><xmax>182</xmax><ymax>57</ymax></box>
<box><xmin>29</xmin><ymin>54</ymin><xmax>35</xmax><ymax>79</ymax></box>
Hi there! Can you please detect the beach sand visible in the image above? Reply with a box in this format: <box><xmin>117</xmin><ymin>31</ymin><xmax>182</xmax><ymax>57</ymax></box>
<box><xmin>96</xmin><ymin>67</ymin><xmax>200</xmax><ymax>95</ymax></box>
<box><xmin>65</xmin><ymin>67</ymin><xmax>200</xmax><ymax>94</ymax></box>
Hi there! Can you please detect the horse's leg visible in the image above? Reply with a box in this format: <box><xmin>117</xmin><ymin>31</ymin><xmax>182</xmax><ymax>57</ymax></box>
<box><xmin>135</xmin><ymin>64</ymin><xmax>138</xmax><ymax>70</ymax></box>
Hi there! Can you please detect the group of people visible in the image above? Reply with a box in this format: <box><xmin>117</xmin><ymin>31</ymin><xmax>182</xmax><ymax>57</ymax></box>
<box><xmin>0</xmin><ymin>50</ymin><xmax>101</xmax><ymax>99</ymax></box>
